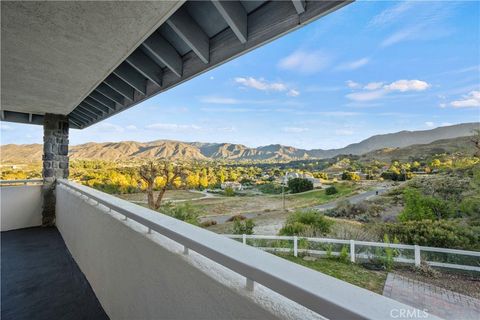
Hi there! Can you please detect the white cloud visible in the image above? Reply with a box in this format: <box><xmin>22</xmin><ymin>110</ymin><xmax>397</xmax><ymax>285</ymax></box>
<box><xmin>346</xmin><ymin>79</ymin><xmax>430</xmax><ymax>101</ymax></box>
<box><xmin>235</xmin><ymin>77</ymin><xmax>287</xmax><ymax>92</ymax></box>
<box><xmin>282</xmin><ymin>127</ymin><xmax>309</xmax><ymax>133</ymax></box>
<box><xmin>384</xmin><ymin>80</ymin><xmax>430</xmax><ymax>92</ymax></box>
<box><xmin>364</xmin><ymin>82</ymin><xmax>384</xmax><ymax>90</ymax></box>
<box><xmin>425</xmin><ymin>121</ymin><xmax>435</xmax><ymax>128</ymax></box>
<box><xmin>200</xmin><ymin>107</ymin><xmax>263</xmax><ymax>113</ymax></box>
<box><xmin>336</xmin><ymin>58</ymin><xmax>369</xmax><ymax>71</ymax></box>
<box><xmin>439</xmin><ymin>103</ymin><xmax>447</xmax><ymax>108</ymax></box>
<box><xmin>126</xmin><ymin>125</ymin><xmax>137</xmax><ymax>130</ymax></box>
<box><xmin>0</xmin><ymin>124</ymin><xmax>13</xmax><ymax>131</ymax></box>
<box><xmin>200</xmin><ymin>96</ymin><xmax>240</xmax><ymax>104</ymax></box>
<box><xmin>146</xmin><ymin>123</ymin><xmax>201</xmax><ymax>131</ymax></box>
<box><xmin>346</xmin><ymin>80</ymin><xmax>361</xmax><ymax>89</ymax></box>
<box><xmin>346</xmin><ymin>90</ymin><xmax>385</xmax><ymax>102</ymax></box>
<box><xmin>369</xmin><ymin>1</ymin><xmax>416</xmax><ymax>27</ymax></box>
<box><xmin>381</xmin><ymin>26</ymin><xmax>421</xmax><ymax>47</ymax></box>
<box><xmin>441</xmin><ymin>122</ymin><xmax>453</xmax><ymax>126</ymax></box>
<box><xmin>287</xmin><ymin>89</ymin><xmax>300</xmax><ymax>97</ymax></box>
<box><xmin>234</xmin><ymin>77</ymin><xmax>300</xmax><ymax>97</ymax></box>
<box><xmin>450</xmin><ymin>90</ymin><xmax>480</xmax><ymax>108</ymax></box>
<box><xmin>278</xmin><ymin>50</ymin><xmax>331</xmax><ymax>74</ymax></box>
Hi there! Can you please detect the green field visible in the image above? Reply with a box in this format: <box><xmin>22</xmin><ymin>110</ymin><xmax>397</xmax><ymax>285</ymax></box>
<box><xmin>277</xmin><ymin>254</ymin><xmax>387</xmax><ymax>294</ymax></box>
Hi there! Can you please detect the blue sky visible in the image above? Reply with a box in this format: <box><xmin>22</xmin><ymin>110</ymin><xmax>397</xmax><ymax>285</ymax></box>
<box><xmin>1</xmin><ymin>0</ymin><xmax>479</xmax><ymax>149</ymax></box>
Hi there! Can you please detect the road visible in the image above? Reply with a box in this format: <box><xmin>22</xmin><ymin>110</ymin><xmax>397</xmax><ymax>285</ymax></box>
<box><xmin>311</xmin><ymin>185</ymin><xmax>391</xmax><ymax>211</ymax></box>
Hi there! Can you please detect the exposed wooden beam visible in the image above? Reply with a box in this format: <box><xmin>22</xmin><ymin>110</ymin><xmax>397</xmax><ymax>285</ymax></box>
<box><xmin>167</xmin><ymin>9</ymin><xmax>210</xmax><ymax>64</ymax></box>
<box><xmin>77</xmin><ymin>105</ymin><xmax>99</xmax><ymax>119</ymax></box>
<box><xmin>112</xmin><ymin>62</ymin><xmax>147</xmax><ymax>95</ymax></box>
<box><xmin>211</xmin><ymin>0</ymin><xmax>247</xmax><ymax>44</ymax></box>
<box><xmin>71</xmin><ymin>110</ymin><xmax>93</xmax><ymax>123</ymax></box>
<box><xmin>103</xmin><ymin>74</ymin><xmax>135</xmax><ymax>102</ymax></box>
<box><xmin>96</xmin><ymin>84</ymin><xmax>125</xmax><ymax>105</ymax></box>
<box><xmin>90</xmin><ymin>91</ymin><xmax>116</xmax><ymax>110</ymax></box>
<box><xmin>69</xmin><ymin>113</ymin><xmax>88</xmax><ymax>126</ymax></box>
<box><xmin>126</xmin><ymin>50</ymin><xmax>163</xmax><ymax>87</ymax></box>
<box><xmin>79</xmin><ymin>102</ymin><xmax>104</xmax><ymax>117</ymax></box>
<box><xmin>292</xmin><ymin>0</ymin><xmax>306</xmax><ymax>14</ymax></box>
<box><xmin>142</xmin><ymin>33</ymin><xmax>183</xmax><ymax>77</ymax></box>
<box><xmin>67</xmin><ymin>0</ymin><xmax>350</xmax><ymax>129</ymax></box>
<box><xmin>68</xmin><ymin>117</ymin><xmax>83</xmax><ymax>128</ymax></box>
<box><xmin>83</xmin><ymin>98</ymin><xmax>109</xmax><ymax>115</ymax></box>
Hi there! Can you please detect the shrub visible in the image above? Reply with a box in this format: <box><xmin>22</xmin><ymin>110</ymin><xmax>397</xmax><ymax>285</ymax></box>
<box><xmin>258</xmin><ymin>183</ymin><xmax>286</xmax><ymax>194</ymax></box>
<box><xmin>326</xmin><ymin>244</ymin><xmax>333</xmax><ymax>258</ymax></box>
<box><xmin>160</xmin><ymin>202</ymin><xmax>201</xmax><ymax>225</ymax></box>
<box><xmin>399</xmin><ymin>188</ymin><xmax>453</xmax><ymax>221</ymax></box>
<box><xmin>287</xmin><ymin>178</ymin><xmax>313</xmax><ymax>194</ymax></box>
<box><xmin>226</xmin><ymin>214</ymin><xmax>246</xmax><ymax>222</ymax></box>
<box><xmin>341</xmin><ymin>171</ymin><xmax>361</xmax><ymax>181</ymax></box>
<box><xmin>325</xmin><ymin>185</ymin><xmax>338</xmax><ymax>195</ymax></box>
<box><xmin>200</xmin><ymin>220</ymin><xmax>217</xmax><ymax>227</ymax></box>
<box><xmin>224</xmin><ymin>187</ymin><xmax>235</xmax><ymax>197</ymax></box>
<box><xmin>232</xmin><ymin>218</ymin><xmax>255</xmax><ymax>235</ymax></box>
<box><xmin>381</xmin><ymin>219</ymin><xmax>480</xmax><ymax>250</ymax></box>
<box><xmin>279</xmin><ymin>210</ymin><xmax>333</xmax><ymax>237</ymax></box>
<box><xmin>339</xmin><ymin>245</ymin><xmax>349</xmax><ymax>263</ymax></box>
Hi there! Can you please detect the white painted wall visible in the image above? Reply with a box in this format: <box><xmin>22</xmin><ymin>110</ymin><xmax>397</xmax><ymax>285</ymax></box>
<box><xmin>56</xmin><ymin>186</ymin><xmax>279</xmax><ymax>320</ymax></box>
<box><xmin>1</xmin><ymin>185</ymin><xmax>42</xmax><ymax>231</ymax></box>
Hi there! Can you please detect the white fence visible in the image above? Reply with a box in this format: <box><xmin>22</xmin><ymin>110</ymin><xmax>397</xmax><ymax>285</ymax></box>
<box><xmin>225</xmin><ymin>234</ymin><xmax>480</xmax><ymax>273</ymax></box>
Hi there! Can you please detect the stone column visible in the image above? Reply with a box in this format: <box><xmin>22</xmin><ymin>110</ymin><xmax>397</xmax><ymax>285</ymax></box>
<box><xmin>42</xmin><ymin>113</ymin><xmax>69</xmax><ymax>226</ymax></box>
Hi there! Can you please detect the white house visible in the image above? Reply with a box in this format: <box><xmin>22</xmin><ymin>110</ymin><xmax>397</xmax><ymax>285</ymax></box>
<box><xmin>221</xmin><ymin>181</ymin><xmax>243</xmax><ymax>191</ymax></box>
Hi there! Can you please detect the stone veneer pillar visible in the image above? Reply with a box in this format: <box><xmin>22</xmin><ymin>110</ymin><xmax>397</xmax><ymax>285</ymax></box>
<box><xmin>42</xmin><ymin>113</ymin><xmax>69</xmax><ymax>226</ymax></box>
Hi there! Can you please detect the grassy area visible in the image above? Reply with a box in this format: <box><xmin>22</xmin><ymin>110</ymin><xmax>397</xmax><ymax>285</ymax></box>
<box><xmin>277</xmin><ymin>254</ymin><xmax>387</xmax><ymax>294</ymax></box>
<box><xmin>282</xmin><ymin>183</ymin><xmax>358</xmax><ymax>207</ymax></box>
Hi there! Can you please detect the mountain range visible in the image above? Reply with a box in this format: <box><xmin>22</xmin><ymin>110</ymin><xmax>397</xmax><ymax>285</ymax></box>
<box><xmin>1</xmin><ymin>122</ymin><xmax>478</xmax><ymax>163</ymax></box>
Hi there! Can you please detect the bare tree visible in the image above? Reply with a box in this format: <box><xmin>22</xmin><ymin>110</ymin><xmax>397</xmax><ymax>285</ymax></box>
<box><xmin>139</xmin><ymin>160</ymin><xmax>187</xmax><ymax>210</ymax></box>
<box><xmin>471</xmin><ymin>129</ymin><xmax>480</xmax><ymax>157</ymax></box>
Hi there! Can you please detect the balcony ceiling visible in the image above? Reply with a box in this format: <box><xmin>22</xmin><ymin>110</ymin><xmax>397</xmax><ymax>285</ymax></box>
<box><xmin>1</xmin><ymin>0</ymin><xmax>352</xmax><ymax>129</ymax></box>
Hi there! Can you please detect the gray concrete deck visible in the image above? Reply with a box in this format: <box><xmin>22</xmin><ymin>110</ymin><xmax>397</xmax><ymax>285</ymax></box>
<box><xmin>1</xmin><ymin>227</ymin><xmax>109</xmax><ymax>320</ymax></box>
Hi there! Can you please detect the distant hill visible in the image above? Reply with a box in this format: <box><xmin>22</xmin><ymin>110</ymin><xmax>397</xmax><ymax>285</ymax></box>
<box><xmin>359</xmin><ymin>136</ymin><xmax>476</xmax><ymax>162</ymax></box>
<box><xmin>0</xmin><ymin>122</ymin><xmax>478</xmax><ymax>163</ymax></box>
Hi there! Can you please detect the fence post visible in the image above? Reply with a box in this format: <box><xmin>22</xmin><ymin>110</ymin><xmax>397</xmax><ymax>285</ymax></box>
<box><xmin>350</xmin><ymin>239</ymin><xmax>355</xmax><ymax>263</ymax></box>
<box><xmin>242</xmin><ymin>234</ymin><xmax>246</xmax><ymax>245</ymax></box>
<box><xmin>414</xmin><ymin>245</ymin><xmax>421</xmax><ymax>267</ymax></box>
<box><xmin>293</xmin><ymin>236</ymin><xmax>298</xmax><ymax>257</ymax></box>
<box><xmin>246</xmin><ymin>278</ymin><xmax>254</xmax><ymax>291</ymax></box>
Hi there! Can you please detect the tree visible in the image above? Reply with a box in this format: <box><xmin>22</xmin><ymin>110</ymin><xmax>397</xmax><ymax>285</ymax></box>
<box><xmin>232</xmin><ymin>218</ymin><xmax>255</xmax><ymax>235</ymax></box>
<box><xmin>341</xmin><ymin>171</ymin><xmax>361</xmax><ymax>181</ymax></box>
<box><xmin>139</xmin><ymin>160</ymin><xmax>187</xmax><ymax>210</ymax></box>
<box><xmin>287</xmin><ymin>178</ymin><xmax>313</xmax><ymax>193</ymax></box>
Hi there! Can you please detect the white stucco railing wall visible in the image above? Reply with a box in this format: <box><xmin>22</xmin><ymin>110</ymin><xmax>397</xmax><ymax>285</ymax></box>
<box><xmin>55</xmin><ymin>182</ymin><xmax>280</xmax><ymax>320</ymax></box>
<box><xmin>56</xmin><ymin>180</ymin><xmax>442</xmax><ymax>320</ymax></box>
<box><xmin>1</xmin><ymin>182</ymin><xmax>43</xmax><ymax>231</ymax></box>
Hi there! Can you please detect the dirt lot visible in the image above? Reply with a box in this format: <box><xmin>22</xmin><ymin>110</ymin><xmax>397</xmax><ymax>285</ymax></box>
<box><xmin>118</xmin><ymin>190</ymin><xmax>204</xmax><ymax>202</ymax></box>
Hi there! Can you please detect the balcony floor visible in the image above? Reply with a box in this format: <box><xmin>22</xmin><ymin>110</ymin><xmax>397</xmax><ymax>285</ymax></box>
<box><xmin>1</xmin><ymin>227</ymin><xmax>109</xmax><ymax>320</ymax></box>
